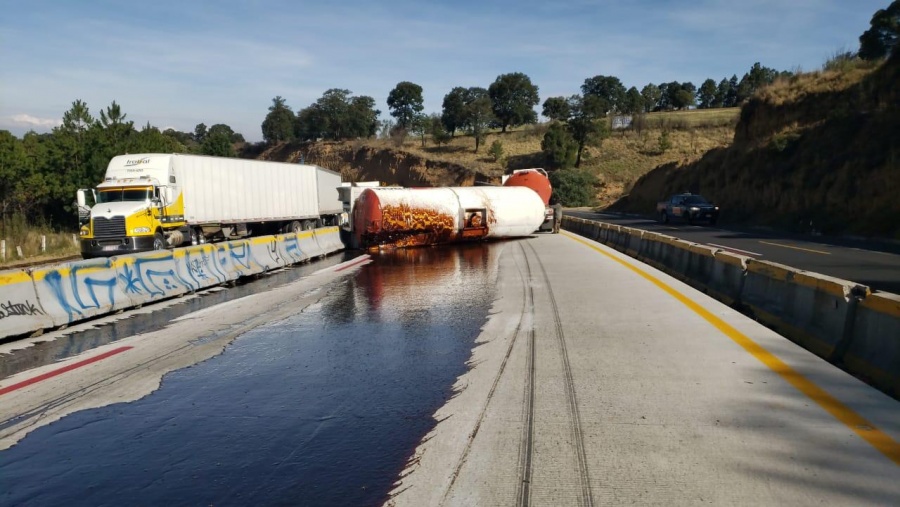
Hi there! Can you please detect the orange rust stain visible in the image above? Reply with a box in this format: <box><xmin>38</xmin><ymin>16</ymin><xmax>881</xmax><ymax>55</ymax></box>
<box><xmin>363</xmin><ymin>204</ymin><xmax>459</xmax><ymax>248</ymax></box>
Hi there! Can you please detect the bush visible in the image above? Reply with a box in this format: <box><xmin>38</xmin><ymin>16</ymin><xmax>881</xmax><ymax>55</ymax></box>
<box><xmin>488</xmin><ymin>140</ymin><xmax>504</xmax><ymax>162</ymax></box>
<box><xmin>549</xmin><ymin>168</ymin><xmax>598</xmax><ymax>206</ymax></box>
<box><xmin>541</xmin><ymin>123</ymin><xmax>577</xmax><ymax>169</ymax></box>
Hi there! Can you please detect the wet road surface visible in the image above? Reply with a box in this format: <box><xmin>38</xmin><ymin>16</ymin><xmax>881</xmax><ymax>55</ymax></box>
<box><xmin>0</xmin><ymin>253</ymin><xmax>359</xmax><ymax>379</ymax></box>
<box><xmin>0</xmin><ymin>244</ymin><xmax>500</xmax><ymax>506</ymax></box>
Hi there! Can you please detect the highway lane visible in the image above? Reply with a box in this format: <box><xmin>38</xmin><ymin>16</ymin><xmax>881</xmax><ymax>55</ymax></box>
<box><xmin>1</xmin><ymin>234</ymin><xmax>898</xmax><ymax>505</ymax></box>
<box><xmin>568</xmin><ymin>210</ymin><xmax>900</xmax><ymax>294</ymax></box>
<box><xmin>390</xmin><ymin>233</ymin><xmax>899</xmax><ymax>505</ymax></box>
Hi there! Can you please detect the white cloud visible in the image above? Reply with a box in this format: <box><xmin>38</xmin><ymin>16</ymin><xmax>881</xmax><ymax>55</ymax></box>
<box><xmin>8</xmin><ymin>114</ymin><xmax>62</xmax><ymax>129</ymax></box>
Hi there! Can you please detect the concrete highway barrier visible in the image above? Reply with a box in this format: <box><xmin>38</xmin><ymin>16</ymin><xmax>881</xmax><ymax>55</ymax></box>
<box><xmin>563</xmin><ymin>215</ymin><xmax>900</xmax><ymax>397</ymax></box>
<box><xmin>0</xmin><ymin>268</ymin><xmax>53</xmax><ymax>337</ymax></box>
<box><xmin>0</xmin><ymin>228</ymin><xmax>345</xmax><ymax>341</ymax></box>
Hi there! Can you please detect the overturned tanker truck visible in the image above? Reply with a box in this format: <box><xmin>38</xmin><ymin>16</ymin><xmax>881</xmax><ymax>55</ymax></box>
<box><xmin>350</xmin><ymin>186</ymin><xmax>546</xmax><ymax>250</ymax></box>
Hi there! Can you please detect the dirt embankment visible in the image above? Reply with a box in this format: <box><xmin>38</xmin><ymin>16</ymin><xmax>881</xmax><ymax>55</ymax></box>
<box><xmin>259</xmin><ymin>141</ymin><xmax>497</xmax><ymax>188</ymax></box>
<box><xmin>611</xmin><ymin>53</ymin><xmax>900</xmax><ymax>239</ymax></box>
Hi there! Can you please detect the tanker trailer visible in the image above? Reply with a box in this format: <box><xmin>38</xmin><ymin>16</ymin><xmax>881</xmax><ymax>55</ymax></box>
<box><xmin>501</xmin><ymin>168</ymin><xmax>558</xmax><ymax>233</ymax></box>
<box><xmin>351</xmin><ymin>186</ymin><xmax>545</xmax><ymax>249</ymax></box>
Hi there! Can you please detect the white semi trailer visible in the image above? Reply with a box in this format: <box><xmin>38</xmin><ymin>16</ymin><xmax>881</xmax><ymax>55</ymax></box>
<box><xmin>76</xmin><ymin>153</ymin><xmax>343</xmax><ymax>258</ymax></box>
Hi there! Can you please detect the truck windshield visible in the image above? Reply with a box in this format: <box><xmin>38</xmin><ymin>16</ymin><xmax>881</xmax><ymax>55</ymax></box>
<box><xmin>683</xmin><ymin>196</ymin><xmax>710</xmax><ymax>205</ymax></box>
<box><xmin>97</xmin><ymin>187</ymin><xmax>153</xmax><ymax>203</ymax></box>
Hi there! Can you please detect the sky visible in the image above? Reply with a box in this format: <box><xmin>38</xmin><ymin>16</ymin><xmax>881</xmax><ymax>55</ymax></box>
<box><xmin>0</xmin><ymin>0</ymin><xmax>886</xmax><ymax>142</ymax></box>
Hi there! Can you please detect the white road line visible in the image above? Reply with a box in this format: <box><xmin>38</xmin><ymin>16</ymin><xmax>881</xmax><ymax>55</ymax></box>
<box><xmin>707</xmin><ymin>243</ymin><xmax>763</xmax><ymax>257</ymax></box>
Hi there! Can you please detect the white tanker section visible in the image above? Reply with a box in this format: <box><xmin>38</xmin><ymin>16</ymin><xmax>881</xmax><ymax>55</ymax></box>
<box><xmin>351</xmin><ymin>186</ymin><xmax>546</xmax><ymax>249</ymax></box>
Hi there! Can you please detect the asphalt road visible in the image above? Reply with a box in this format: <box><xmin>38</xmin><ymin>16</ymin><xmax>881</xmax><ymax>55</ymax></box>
<box><xmin>568</xmin><ymin>210</ymin><xmax>900</xmax><ymax>295</ymax></box>
<box><xmin>1</xmin><ymin>235</ymin><xmax>898</xmax><ymax>505</ymax></box>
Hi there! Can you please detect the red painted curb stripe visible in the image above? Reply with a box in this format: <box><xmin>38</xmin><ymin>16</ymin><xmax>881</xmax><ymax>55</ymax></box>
<box><xmin>334</xmin><ymin>257</ymin><xmax>369</xmax><ymax>272</ymax></box>
<box><xmin>0</xmin><ymin>346</ymin><xmax>133</xmax><ymax>396</ymax></box>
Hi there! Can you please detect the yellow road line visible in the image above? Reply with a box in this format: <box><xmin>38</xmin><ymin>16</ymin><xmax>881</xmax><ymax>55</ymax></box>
<box><xmin>759</xmin><ymin>240</ymin><xmax>831</xmax><ymax>255</ymax></box>
<box><xmin>564</xmin><ymin>231</ymin><xmax>900</xmax><ymax>466</ymax></box>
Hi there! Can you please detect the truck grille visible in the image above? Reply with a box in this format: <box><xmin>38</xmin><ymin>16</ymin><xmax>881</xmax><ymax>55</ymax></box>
<box><xmin>93</xmin><ymin>216</ymin><xmax>126</xmax><ymax>238</ymax></box>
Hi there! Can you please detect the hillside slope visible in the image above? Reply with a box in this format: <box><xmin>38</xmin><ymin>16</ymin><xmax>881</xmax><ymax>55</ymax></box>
<box><xmin>257</xmin><ymin>111</ymin><xmax>737</xmax><ymax>208</ymax></box>
<box><xmin>611</xmin><ymin>53</ymin><xmax>900</xmax><ymax>238</ymax></box>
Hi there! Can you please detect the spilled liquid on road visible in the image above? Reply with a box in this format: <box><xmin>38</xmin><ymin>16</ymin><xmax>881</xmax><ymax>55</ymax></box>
<box><xmin>0</xmin><ymin>243</ymin><xmax>502</xmax><ymax>506</ymax></box>
<box><xmin>0</xmin><ymin>252</ymin><xmax>358</xmax><ymax>379</ymax></box>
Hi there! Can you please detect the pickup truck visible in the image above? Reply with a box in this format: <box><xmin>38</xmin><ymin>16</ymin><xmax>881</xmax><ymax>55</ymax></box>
<box><xmin>656</xmin><ymin>193</ymin><xmax>719</xmax><ymax>225</ymax></box>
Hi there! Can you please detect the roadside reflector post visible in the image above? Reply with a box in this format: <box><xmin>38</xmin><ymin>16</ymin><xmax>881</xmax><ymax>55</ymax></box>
<box><xmin>16</xmin><ymin>245</ymin><xmax>23</xmax><ymax>258</ymax></box>
<box><xmin>1</xmin><ymin>239</ymin><xmax>5</xmax><ymax>261</ymax></box>
<box><xmin>41</xmin><ymin>235</ymin><xmax>46</xmax><ymax>253</ymax></box>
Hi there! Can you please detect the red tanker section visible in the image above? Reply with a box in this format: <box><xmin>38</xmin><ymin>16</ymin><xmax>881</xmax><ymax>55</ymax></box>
<box><xmin>502</xmin><ymin>168</ymin><xmax>552</xmax><ymax>206</ymax></box>
<box><xmin>351</xmin><ymin>186</ymin><xmax>545</xmax><ymax>250</ymax></box>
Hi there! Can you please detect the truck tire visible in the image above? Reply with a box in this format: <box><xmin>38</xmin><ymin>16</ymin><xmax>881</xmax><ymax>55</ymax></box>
<box><xmin>152</xmin><ymin>232</ymin><xmax>166</xmax><ymax>251</ymax></box>
<box><xmin>190</xmin><ymin>228</ymin><xmax>206</xmax><ymax>245</ymax></box>
<box><xmin>289</xmin><ymin>221</ymin><xmax>303</xmax><ymax>234</ymax></box>
<box><xmin>303</xmin><ymin>220</ymin><xmax>315</xmax><ymax>231</ymax></box>
<box><xmin>660</xmin><ymin>211</ymin><xmax>669</xmax><ymax>224</ymax></box>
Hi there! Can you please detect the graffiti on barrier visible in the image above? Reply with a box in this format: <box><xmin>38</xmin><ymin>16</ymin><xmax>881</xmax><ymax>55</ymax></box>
<box><xmin>119</xmin><ymin>256</ymin><xmax>197</xmax><ymax>297</ymax></box>
<box><xmin>283</xmin><ymin>235</ymin><xmax>304</xmax><ymax>262</ymax></box>
<box><xmin>0</xmin><ymin>299</ymin><xmax>45</xmax><ymax>319</ymax></box>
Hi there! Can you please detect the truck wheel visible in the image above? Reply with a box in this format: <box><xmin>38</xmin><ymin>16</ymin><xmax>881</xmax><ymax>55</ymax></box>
<box><xmin>289</xmin><ymin>221</ymin><xmax>302</xmax><ymax>234</ymax></box>
<box><xmin>660</xmin><ymin>211</ymin><xmax>669</xmax><ymax>224</ymax></box>
<box><xmin>153</xmin><ymin>232</ymin><xmax>166</xmax><ymax>251</ymax></box>
<box><xmin>303</xmin><ymin>220</ymin><xmax>315</xmax><ymax>231</ymax></box>
<box><xmin>687</xmin><ymin>214</ymin><xmax>694</xmax><ymax>225</ymax></box>
<box><xmin>191</xmin><ymin>228</ymin><xmax>205</xmax><ymax>245</ymax></box>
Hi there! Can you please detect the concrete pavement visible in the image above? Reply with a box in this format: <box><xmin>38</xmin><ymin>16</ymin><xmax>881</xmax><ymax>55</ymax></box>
<box><xmin>388</xmin><ymin>232</ymin><xmax>900</xmax><ymax>506</ymax></box>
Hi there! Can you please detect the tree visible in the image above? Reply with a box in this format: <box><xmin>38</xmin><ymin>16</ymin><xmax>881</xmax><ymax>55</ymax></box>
<box><xmin>622</xmin><ymin>87</ymin><xmax>644</xmax><ymax>114</ymax></box>
<box><xmin>200</xmin><ymin>124</ymin><xmax>237</xmax><ymax>157</ymax></box>
<box><xmin>641</xmin><ymin>84</ymin><xmax>661</xmax><ymax>112</ymax></box>
<box><xmin>294</xmin><ymin>90</ymin><xmax>380</xmax><ymax>141</ymax></box>
<box><xmin>193</xmin><ymin>123</ymin><xmax>208</xmax><ymax>144</ymax></box>
<box><xmin>261</xmin><ymin>96</ymin><xmax>294</xmax><ymax>144</ymax></box>
<box><xmin>462</xmin><ymin>87</ymin><xmax>493</xmax><ymax>152</ymax></box>
<box><xmin>441</xmin><ymin>87</ymin><xmax>468</xmax><ymax>137</ymax></box>
<box><xmin>488</xmin><ymin>72</ymin><xmax>539</xmax><ymax>132</ymax></box>
<box><xmin>541</xmin><ymin>122</ymin><xmax>577</xmax><ymax>169</ymax></box>
<box><xmin>697</xmin><ymin>79</ymin><xmax>717</xmax><ymax>109</ymax></box>
<box><xmin>736</xmin><ymin>63</ymin><xmax>779</xmax><ymax>103</ymax></box>
<box><xmin>566</xmin><ymin>94</ymin><xmax>609</xmax><ymax>167</ymax></box>
<box><xmin>725</xmin><ymin>75</ymin><xmax>739</xmax><ymax>107</ymax></box>
<box><xmin>429</xmin><ymin>114</ymin><xmax>451</xmax><ymax>146</ymax></box>
<box><xmin>581</xmin><ymin>75</ymin><xmax>626</xmax><ymax>113</ymax></box>
<box><xmin>859</xmin><ymin>1</ymin><xmax>899</xmax><ymax>60</ymax></box>
<box><xmin>348</xmin><ymin>95</ymin><xmax>380</xmax><ymax>138</ymax></box>
<box><xmin>387</xmin><ymin>81</ymin><xmax>424</xmax><ymax>130</ymax></box>
<box><xmin>713</xmin><ymin>78</ymin><xmax>731</xmax><ymax>108</ymax></box>
<box><xmin>129</xmin><ymin>123</ymin><xmax>186</xmax><ymax>154</ymax></box>
<box><xmin>97</xmin><ymin>100</ymin><xmax>133</xmax><ymax>151</ymax></box>
<box><xmin>542</xmin><ymin>96</ymin><xmax>570</xmax><ymax>121</ymax></box>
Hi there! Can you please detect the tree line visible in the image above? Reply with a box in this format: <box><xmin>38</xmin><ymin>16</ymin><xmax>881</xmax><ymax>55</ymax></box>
<box><xmin>0</xmin><ymin>100</ymin><xmax>246</xmax><ymax>228</ymax></box>
<box><xmin>2</xmin><ymin>1</ymin><xmax>896</xmax><ymax>226</ymax></box>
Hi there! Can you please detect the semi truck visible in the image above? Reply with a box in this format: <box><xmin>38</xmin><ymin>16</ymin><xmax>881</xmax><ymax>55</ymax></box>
<box><xmin>76</xmin><ymin>153</ymin><xmax>343</xmax><ymax>258</ymax></box>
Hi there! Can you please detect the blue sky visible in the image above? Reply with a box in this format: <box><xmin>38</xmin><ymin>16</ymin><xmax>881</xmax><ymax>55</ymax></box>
<box><xmin>0</xmin><ymin>0</ymin><xmax>885</xmax><ymax>142</ymax></box>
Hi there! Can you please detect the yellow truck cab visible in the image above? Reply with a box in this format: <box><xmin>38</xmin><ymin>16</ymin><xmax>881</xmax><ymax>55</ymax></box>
<box><xmin>78</xmin><ymin>155</ymin><xmax>186</xmax><ymax>258</ymax></box>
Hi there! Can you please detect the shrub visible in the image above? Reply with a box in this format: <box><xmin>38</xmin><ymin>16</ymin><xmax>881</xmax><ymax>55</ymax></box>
<box><xmin>549</xmin><ymin>168</ymin><xmax>598</xmax><ymax>206</ymax></box>
<box><xmin>488</xmin><ymin>140</ymin><xmax>504</xmax><ymax>162</ymax></box>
